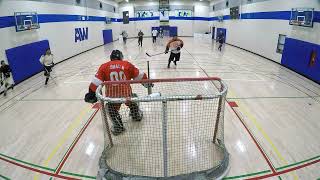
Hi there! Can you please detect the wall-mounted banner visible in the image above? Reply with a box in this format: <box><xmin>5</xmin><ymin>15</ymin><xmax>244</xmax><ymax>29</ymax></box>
<box><xmin>136</xmin><ymin>11</ymin><xmax>154</xmax><ymax>18</ymax></box>
<box><xmin>175</xmin><ymin>10</ymin><xmax>193</xmax><ymax>17</ymax></box>
<box><xmin>160</xmin><ymin>10</ymin><xmax>169</xmax><ymax>22</ymax></box>
<box><xmin>75</xmin><ymin>27</ymin><xmax>88</xmax><ymax>42</ymax></box>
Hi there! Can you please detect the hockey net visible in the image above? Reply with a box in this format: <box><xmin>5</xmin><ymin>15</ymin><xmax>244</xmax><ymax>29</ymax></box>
<box><xmin>96</xmin><ymin>77</ymin><xmax>229</xmax><ymax>179</ymax></box>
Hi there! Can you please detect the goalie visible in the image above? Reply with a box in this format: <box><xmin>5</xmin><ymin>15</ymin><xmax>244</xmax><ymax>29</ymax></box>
<box><xmin>84</xmin><ymin>50</ymin><xmax>149</xmax><ymax>135</ymax></box>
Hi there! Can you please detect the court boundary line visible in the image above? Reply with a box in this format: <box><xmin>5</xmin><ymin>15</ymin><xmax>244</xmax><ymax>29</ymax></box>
<box><xmin>182</xmin><ymin>47</ymin><xmax>307</xmax><ymax>179</ymax></box>
<box><xmin>183</xmin><ymin>47</ymin><xmax>277</xmax><ymax>174</ymax></box>
<box><xmin>247</xmin><ymin>159</ymin><xmax>320</xmax><ymax>180</ymax></box>
<box><xmin>1</xmin><ymin>153</ymin><xmax>319</xmax><ymax>180</ymax></box>
<box><xmin>42</xmin><ymin>106</ymin><xmax>91</xmax><ymax>165</ymax></box>
<box><xmin>33</xmin><ymin>105</ymin><xmax>92</xmax><ymax>180</ymax></box>
<box><xmin>0</xmin><ymin>152</ymin><xmax>55</xmax><ymax>172</ymax></box>
<box><xmin>0</xmin><ymin>105</ymin><xmax>99</xmax><ymax>179</ymax></box>
<box><xmin>1</xmin><ymin>40</ymin><xmax>320</xmax><ymax>179</ymax></box>
<box><xmin>228</xmin><ymin>103</ymin><xmax>276</xmax><ymax>173</ymax></box>
<box><xmin>0</xmin><ymin>173</ymin><xmax>11</xmax><ymax>180</ymax></box>
<box><xmin>54</xmin><ymin>108</ymin><xmax>99</xmax><ymax>175</ymax></box>
<box><xmin>0</xmin><ymin>156</ymin><xmax>79</xmax><ymax>180</ymax></box>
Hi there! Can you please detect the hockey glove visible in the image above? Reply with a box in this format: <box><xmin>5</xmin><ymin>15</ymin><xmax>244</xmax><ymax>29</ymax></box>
<box><xmin>165</xmin><ymin>47</ymin><xmax>169</xmax><ymax>54</ymax></box>
<box><xmin>177</xmin><ymin>47</ymin><xmax>181</xmax><ymax>51</ymax></box>
<box><xmin>84</xmin><ymin>89</ymin><xmax>97</xmax><ymax>104</ymax></box>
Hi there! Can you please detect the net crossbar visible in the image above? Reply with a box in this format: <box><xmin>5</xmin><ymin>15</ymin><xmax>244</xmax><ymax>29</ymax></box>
<box><xmin>96</xmin><ymin>77</ymin><xmax>229</xmax><ymax>179</ymax></box>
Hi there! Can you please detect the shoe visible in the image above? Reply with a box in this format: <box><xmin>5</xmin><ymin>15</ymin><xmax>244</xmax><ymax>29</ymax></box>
<box><xmin>111</xmin><ymin>126</ymin><xmax>125</xmax><ymax>136</ymax></box>
<box><xmin>167</xmin><ymin>65</ymin><xmax>170</xmax><ymax>68</ymax></box>
<box><xmin>3</xmin><ymin>91</ymin><xmax>7</xmax><ymax>96</ymax></box>
<box><xmin>174</xmin><ymin>61</ymin><xmax>177</xmax><ymax>66</ymax></box>
<box><xmin>130</xmin><ymin>110</ymin><xmax>143</xmax><ymax>121</ymax></box>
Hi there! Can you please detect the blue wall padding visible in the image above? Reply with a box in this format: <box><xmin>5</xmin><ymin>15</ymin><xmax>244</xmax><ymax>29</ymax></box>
<box><xmin>103</xmin><ymin>29</ymin><xmax>113</xmax><ymax>44</ymax></box>
<box><xmin>169</xmin><ymin>26</ymin><xmax>177</xmax><ymax>37</ymax></box>
<box><xmin>5</xmin><ymin>40</ymin><xmax>50</xmax><ymax>84</ymax></box>
<box><xmin>281</xmin><ymin>38</ymin><xmax>320</xmax><ymax>83</ymax></box>
<box><xmin>216</xmin><ymin>28</ymin><xmax>226</xmax><ymax>42</ymax></box>
<box><xmin>152</xmin><ymin>26</ymin><xmax>177</xmax><ymax>36</ymax></box>
<box><xmin>159</xmin><ymin>26</ymin><xmax>170</xmax><ymax>31</ymax></box>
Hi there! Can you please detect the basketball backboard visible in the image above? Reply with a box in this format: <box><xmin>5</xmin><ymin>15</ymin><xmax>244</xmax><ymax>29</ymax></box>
<box><xmin>289</xmin><ymin>8</ymin><xmax>314</xmax><ymax>28</ymax></box>
<box><xmin>14</xmin><ymin>12</ymin><xmax>40</xmax><ymax>32</ymax></box>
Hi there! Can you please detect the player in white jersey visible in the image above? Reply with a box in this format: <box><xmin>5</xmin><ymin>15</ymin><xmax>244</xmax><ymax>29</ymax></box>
<box><xmin>165</xmin><ymin>36</ymin><xmax>184</xmax><ymax>68</ymax></box>
<box><xmin>39</xmin><ymin>48</ymin><xmax>54</xmax><ymax>85</ymax></box>
<box><xmin>152</xmin><ymin>29</ymin><xmax>158</xmax><ymax>43</ymax></box>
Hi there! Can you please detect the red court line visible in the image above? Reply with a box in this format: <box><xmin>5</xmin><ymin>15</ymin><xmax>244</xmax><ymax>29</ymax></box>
<box><xmin>55</xmin><ymin>108</ymin><xmax>99</xmax><ymax>175</ymax></box>
<box><xmin>247</xmin><ymin>158</ymin><xmax>320</xmax><ymax>179</ymax></box>
<box><xmin>228</xmin><ymin>103</ymin><xmax>276</xmax><ymax>173</ymax></box>
<box><xmin>0</xmin><ymin>156</ymin><xmax>79</xmax><ymax>180</ymax></box>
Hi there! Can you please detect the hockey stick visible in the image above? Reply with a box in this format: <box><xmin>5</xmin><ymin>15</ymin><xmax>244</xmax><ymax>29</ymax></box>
<box><xmin>146</xmin><ymin>50</ymin><xmax>173</xmax><ymax>57</ymax></box>
<box><xmin>146</xmin><ymin>52</ymin><xmax>166</xmax><ymax>57</ymax></box>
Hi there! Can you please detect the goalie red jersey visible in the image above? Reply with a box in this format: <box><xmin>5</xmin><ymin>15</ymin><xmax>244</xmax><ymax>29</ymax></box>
<box><xmin>89</xmin><ymin>60</ymin><xmax>147</xmax><ymax>98</ymax></box>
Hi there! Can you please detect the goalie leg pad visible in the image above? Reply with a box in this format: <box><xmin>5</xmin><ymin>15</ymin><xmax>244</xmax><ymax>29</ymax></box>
<box><xmin>107</xmin><ymin>103</ymin><xmax>124</xmax><ymax>128</ymax></box>
<box><xmin>128</xmin><ymin>102</ymin><xmax>143</xmax><ymax>121</ymax></box>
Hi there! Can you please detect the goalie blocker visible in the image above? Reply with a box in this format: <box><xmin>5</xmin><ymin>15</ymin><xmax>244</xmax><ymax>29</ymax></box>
<box><xmin>84</xmin><ymin>50</ymin><xmax>153</xmax><ymax>135</ymax></box>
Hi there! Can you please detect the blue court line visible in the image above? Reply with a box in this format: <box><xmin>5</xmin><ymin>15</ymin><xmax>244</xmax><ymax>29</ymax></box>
<box><xmin>0</xmin><ymin>11</ymin><xmax>319</xmax><ymax>29</ymax></box>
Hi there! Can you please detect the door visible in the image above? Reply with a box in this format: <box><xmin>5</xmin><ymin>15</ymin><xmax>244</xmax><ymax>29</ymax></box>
<box><xmin>169</xmin><ymin>26</ymin><xmax>177</xmax><ymax>37</ymax></box>
<box><xmin>216</xmin><ymin>28</ymin><xmax>226</xmax><ymax>43</ymax></box>
<box><xmin>212</xmin><ymin>27</ymin><xmax>215</xmax><ymax>39</ymax></box>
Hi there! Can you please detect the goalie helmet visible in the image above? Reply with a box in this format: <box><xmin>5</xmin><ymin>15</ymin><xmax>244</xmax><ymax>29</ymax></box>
<box><xmin>110</xmin><ymin>50</ymin><xmax>124</xmax><ymax>61</ymax></box>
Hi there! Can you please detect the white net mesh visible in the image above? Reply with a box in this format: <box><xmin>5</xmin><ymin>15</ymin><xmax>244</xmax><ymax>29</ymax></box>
<box><xmin>96</xmin><ymin>78</ymin><xmax>229</xmax><ymax>179</ymax></box>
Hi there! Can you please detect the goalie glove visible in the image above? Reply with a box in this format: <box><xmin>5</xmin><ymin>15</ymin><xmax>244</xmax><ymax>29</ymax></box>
<box><xmin>165</xmin><ymin>47</ymin><xmax>169</xmax><ymax>54</ymax></box>
<box><xmin>84</xmin><ymin>89</ymin><xmax>97</xmax><ymax>104</ymax></box>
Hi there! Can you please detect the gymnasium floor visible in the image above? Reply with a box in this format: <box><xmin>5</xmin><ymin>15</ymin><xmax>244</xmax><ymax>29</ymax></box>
<box><xmin>0</xmin><ymin>37</ymin><xmax>319</xmax><ymax>180</ymax></box>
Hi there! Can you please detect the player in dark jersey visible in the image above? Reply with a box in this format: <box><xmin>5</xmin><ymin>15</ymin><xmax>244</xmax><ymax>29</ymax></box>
<box><xmin>0</xmin><ymin>61</ymin><xmax>14</xmax><ymax>96</ymax></box>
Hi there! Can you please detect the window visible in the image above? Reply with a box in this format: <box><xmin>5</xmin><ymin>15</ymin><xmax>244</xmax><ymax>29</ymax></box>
<box><xmin>276</xmin><ymin>34</ymin><xmax>286</xmax><ymax>54</ymax></box>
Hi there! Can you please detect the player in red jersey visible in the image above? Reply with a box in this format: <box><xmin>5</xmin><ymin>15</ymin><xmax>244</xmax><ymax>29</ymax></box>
<box><xmin>85</xmin><ymin>50</ymin><xmax>150</xmax><ymax>135</ymax></box>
